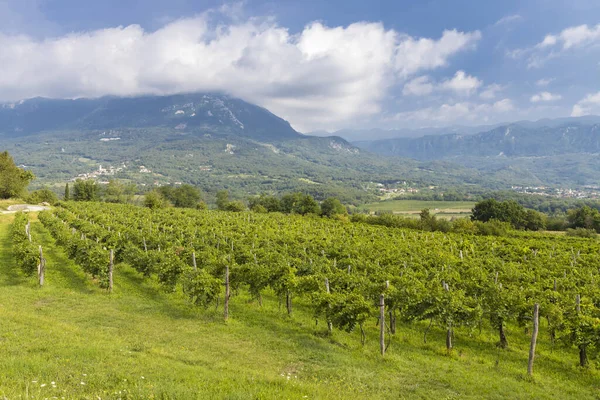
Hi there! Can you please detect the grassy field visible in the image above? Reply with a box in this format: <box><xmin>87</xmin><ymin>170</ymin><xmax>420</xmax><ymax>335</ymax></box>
<box><xmin>361</xmin><ymin>200</ymin><xmax>475</xmax><ymax>218</ymax></box>
<box><xmin>0</xmin><ymin>214</ymin><xmax>598</xmax><ymax>399</ymax></box>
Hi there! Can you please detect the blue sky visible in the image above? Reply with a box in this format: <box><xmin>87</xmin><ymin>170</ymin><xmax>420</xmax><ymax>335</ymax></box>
<box><xmin>1</xmin><ymin>0</ymin><xmax>599</xmax><ymax>133</ymax></box>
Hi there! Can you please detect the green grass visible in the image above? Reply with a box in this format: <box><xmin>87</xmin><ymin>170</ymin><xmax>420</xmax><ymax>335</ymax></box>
<box><xmin>0</xmin><ymin>214</ymin><xmax>598</xmax><ymax>399</ymax></box>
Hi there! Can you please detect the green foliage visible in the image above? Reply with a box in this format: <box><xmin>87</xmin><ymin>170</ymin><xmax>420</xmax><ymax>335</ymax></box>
<box><xmin>64</xmin><ymin>183</ymin><xmax>70</xmax><ymax>201</ymax></box>
<box><xmin>25</xmin><ymin>188</ymin><xmax>58</xmax><ymax>205</ymax></box>
<box><xmin>103</xmin><ymin>180</ymin><xmax>136</xmax><ymax>204</ymax></box>
<box><xmin>472</xmin><ymin>199</ymin><xmax>546</xmax><ymax>231</ymax></box>
<box><xmin>566</xmin><ymin>228</ymin><xmax>597</xmax><ymax>238</ymax></box>
<box><xmin>216</xmin><ymin>190</ymin><xmax>230</xmax><ymax>210</ymax></box>
<box><xmin>321</xmin><ymin>197</ymin><xmax>347</xmax><ymax>218</ymax></box>
<box><xmin>182</xmin><ymin>268</ymin><xmax>222</xmax><ymax>307</ymax></box>
<box><xmin>567</xmin><ymin>206</ymin><xmax>600</xmax><ymax>232</ymax></box>
<box><xmin>0</xmin><ymin>151</ymin><xmax>35</xmax><ymax>199</ymax></box>
<box><xmin>158</xmin><ymin>184</ymin><xmax>203</xmax><ymax>208</ymax></box>
<box><xmin>249</xmin><ymin>194</ymin><xmax>281</xmax><ymax>212</ymax></box>
<box><xmin>9</xmin><ymin>212</ymin><xmax>39</xmax><ymax>276</ymax></box>
<box><xmin>144</xmin><ymin>190</ymin><xmax>170</xmax><ymax>209</ymax></box>
<box><xmin>281</xmin><ymin>193</ymin><xmax>320</xmax><ymax>215</ymax></box>
<box><xmin>72</xmin><ymin>179</ymin><xmax>100</xmax><ymax>201</ymax></box>
<box><xmin>225</xmin><ymin>200</ymin><xmax>246</xmax><ymax>212</ymax></box>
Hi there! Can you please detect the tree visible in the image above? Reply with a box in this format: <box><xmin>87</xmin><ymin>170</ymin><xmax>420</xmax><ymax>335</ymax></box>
<box><xmin>64</xmin><ymin>183</ymin><xmax>70</xmax><ymax>201</ymax></box>
<box><xmin>419</xmin><ymin>208</ymin><xmax>436</xmax><ymax>231</ymax></box>
<box><xmin>26</xmin><ymin>188</ymin><xmax>58</xmax><ymax>205</ymax></box>
<box><xmin>216</xmin><ymin>190</ymin><xmax>230</xmax><ymax>210</ymax></box>
<box><xmin>249</xmin><ymin>194</ymin><xmax>281</xmax><ymax>212</ymax></box>
<box><xmin>321</xmin><ymin>197</ymin><xmax>347</xmax><ymax>218</ymax></box>
<box><xmin>567</xmin><ymin>206</ymin><xmax>600</xmax><ymax>232</ymax></box>
<box><xmin>225</xmin><ymin>200</ymin><xmax>246</xmax><ymax>212</ymax></box>
<box><xmin>0</xmin><ymin>151</ymin><xmax>35</xmax><ymax>199</ymax></box>
<box><xmin>471</xmin><ymin>199</ymin><xmax>537</xmax><ymax>230</ymax></box>
<box><xmin>72</xmin><ymin>179</ymin><xmax>100</xmax><ymax>201</ymax></box>
<box><xmin>144</xmin><ymin>190</ymin><xmax>169</xmax><ymax>209</ymax></box>
<box><xmin>104</xmin><ymin>180</ymin><xmax>136</xmax><ymax>204</ymax></box>
<box><xmin>171</xmin><ymin>185</ymin><xmax>202</xmax><ymax>208</ymax></box>
<box><xmin>281</xmin><ymin>192</ymin><xmax>320</xmax><ymax>215</ymax></box>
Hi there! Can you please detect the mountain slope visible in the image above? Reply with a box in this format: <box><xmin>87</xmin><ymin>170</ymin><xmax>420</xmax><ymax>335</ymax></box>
<box><xmin>0</xmin><ymin>93</ymin><xmax>301</xmax><ymax>142</ymax></box>
<box><xmin>354</xmin><ymin>119</ymin><xmax>600</xmax><ymax>159</ymax></box>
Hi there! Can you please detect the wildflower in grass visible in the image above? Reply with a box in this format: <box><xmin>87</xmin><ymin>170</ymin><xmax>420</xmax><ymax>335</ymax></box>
<box><xmin>80</xmin><ymin>381</ymin><xmax>85</xmax><ymax>385</ymax></box>
<box><xmin>40</xmin><ymin>383</ymin><xmax>47</xmax><ymax>387</ymax></box>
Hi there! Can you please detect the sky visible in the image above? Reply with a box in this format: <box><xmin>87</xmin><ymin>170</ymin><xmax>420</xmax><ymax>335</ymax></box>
<box><xmin>0</xmin><ymin>0</ymin><xmax>599</xmax><ymax>134</ymax></box>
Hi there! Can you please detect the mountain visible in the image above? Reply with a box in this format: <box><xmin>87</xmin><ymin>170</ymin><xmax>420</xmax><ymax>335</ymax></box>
<box><xmin>354</xmin><ymin>118</ymin><xmax>600</xmax><ymax>159</ymax></box>
<box><xmin>353</xmin><ymin>117</ymin><xmax>600</xmax><ymax>187</ymax></box>
<box><xmin>1</xmin><ymin>93</ymin><xmax>498</xmax><ymax>203</ymax></box>
<box><xmin>310</xmin><ymin>124</ymin><xmax>505</xmax><ymax>141</ymax></box>
<box><xmin>0</xmin><ymin>93</ymin><xmax>301</xmax><ymax>142</ymax></box>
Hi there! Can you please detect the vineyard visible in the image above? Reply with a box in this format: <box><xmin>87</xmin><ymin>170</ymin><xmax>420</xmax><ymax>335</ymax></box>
<box><xmin>2</xmin><ymin>203</ymin><xmax>600</xmax><ymax>398</ymax></box>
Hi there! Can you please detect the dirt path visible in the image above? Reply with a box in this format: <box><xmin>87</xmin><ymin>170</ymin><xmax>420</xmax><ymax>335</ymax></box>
<box><xmin>0</xmin><ymin>204</ymin><xmax>50</xmax><ymax>214</ymax></box>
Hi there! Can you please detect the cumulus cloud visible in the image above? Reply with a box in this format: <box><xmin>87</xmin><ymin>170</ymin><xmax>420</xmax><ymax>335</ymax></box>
<box><xmin>511</xmin><ymin>24</ymin><xmax>600</xmax><ymax>68</ymax></box>
<box><xmin>402</xmin><ymin>70</ymin><xmax>488</xmax><ymax>98</ymax></box>
<box><xmin>390</xmin><ymin>98</ymin><xmax>514</xmax><ymax>125</ymax></box>
<box><xmin>479</xmin><ymin>84</ymin><xmax>504</xmax><ymax>100</ymax></box>
<box><xmin>0</xmin><ymin>10</ymin><xmax>481</xmax><ymax>131</ymax></box>
<box><xmin>530</xmin><ymin>92</ymin><xmax>562</xmax><ymax>103</ymax></box>
<box><xmin>402</xmin><ymin>76</ymin><xmax>434</xmax><ymax>96</ymax></box>
<box><xmin>538</xmin><ymin>24</ymin><xmax>600</xmax><ymax>50</ymax></box>
<box><xmin>440</xmin><ymin>70</ymin><xmax>482</xmax><ymax>96</ymax></box>
<box><xmin>571</xmin><ymin>91</ymin><xmax>600</xmax><ymax>116</ymax></box>
<box><xmin>393</xmin><ymin>29</ymin><xmax>481</xmax><ymax>77</ymax></box>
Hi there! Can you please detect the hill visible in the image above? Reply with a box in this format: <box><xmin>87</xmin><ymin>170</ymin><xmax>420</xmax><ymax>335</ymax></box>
<box><xmin>354</xmin><ymin>117</ymin><xmax>600</xmax><ymax>187</ymax></box>
<box><xmin>0</xmin><ymin>93</ymin><xmax>301</xmax><ymax>142</ymax></box>
<box><xmin>0</xmin><ymin>94</ymin><xmax>499</xmax><ymax>202</ymax></box>
<box><xmin>2</xmin><ymin>206</ymin><xmax>600</xmax><ymax>398</ymax></box>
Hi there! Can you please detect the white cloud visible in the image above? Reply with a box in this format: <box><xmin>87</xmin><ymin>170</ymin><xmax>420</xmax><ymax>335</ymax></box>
<box><xmin>557</xmin><ymin>24</ymin><xmax>600</xmax><ymax>49</ymax></box>
<box><xmin>571</xmin><ymin>91</ymin><xmax>600</xmax><ymax>116</ymax></box>
<box><xmin>530</xmin><ymin>92</ymin><xmax>562</xmax><ymax>103</ymax></box>
<box><xmin>390</xmin><ymin>98</ymin><xmax>514</xmax><ymax>125</ymax></box>
<box><xmin>494</xmin><ymin>15</ymin><xmax>523</xmax><ymax>27</ymax></box>
<box><xmin>479</xmin><ymin>84</ymin><xmax>504</xmax><ymax>100</ymax></box>
<box><xmin>535</xmin><ymin>78</ymin><xmax>554</xmax><ymax>86</ymax></box>
<box><xmin>0</xmin><ymin>10</ymin><xmax>482</xmax><ymax>131</ymax></box>
<box><xmin>510</xmin><ymin>24</ymin><xmax>600</xmax><ymax>69</ymax></box>
<box><xmin>440</xmin><ymin>70</ymin><xmax>482</xmax><ymax>96</ymax></box>
<box><xmin>394</xmin><ymin>29</ymin><xmax>481</xmax><ymax>77</ymax></box>
<box><xmin>493</xmin><ymin>98</ymin><xmax>514</xmax><ymax>112</ymax></box>
<box><xmin>535</xmin><ymin>24</ymin><xmax>600</xmax><ymax>50</ymax></box>
<box><xmin>402</xmin><ymin>76</ymin><xmax>434</xmax><ymax>96</ymax></box>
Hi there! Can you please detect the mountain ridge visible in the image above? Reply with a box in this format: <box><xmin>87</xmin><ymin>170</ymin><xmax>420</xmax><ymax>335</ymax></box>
<box><xmin>0</xmin><ymin>93</ymin><xmax>302</xmax><ymax>142</ymax></box>
<box><xmin>353</xmin><ymin>118</ymin><xmax>600</xmax><ymax>159</ymax></box>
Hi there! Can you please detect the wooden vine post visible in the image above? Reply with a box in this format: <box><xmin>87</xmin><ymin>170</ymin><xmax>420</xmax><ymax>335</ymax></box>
<box><xmin>380</xmin><ymin>281</ymin><xmax>388</xmax><ymax>357</ymax></box>
<box><xmin>325</xmin><ymin>278</ymin><xmax>333</xmax><ymax>333</ymax></box>
<box><xmin>224</xmin><ymin>265</ymin><xmax>230</xmax><ymax>321</ymax></box>
<box><xmin>576</xmin><ymin>294</ymin><xmax>587</xmax><ymax>367</ymax></box>
<box><xmin>444</xmin><ymin>281</ymin><xmax>452</xmax><ymax>351</ymax></box>
<box><xmin>26</xmin><ymin>221</ymin><xmax>32</xmax><ymax>242</ymax></box>
<box><xmin>527</xmin><ymin>303</ymin><xmax>540</xmax><ymax>376</ymax></box>
<box><xmin>38</xmin><ymin>246</ymin><xmax>45</xmax><ymax>287</ymax></box>
<box><xmin>192</xmin><ymin>251</ymin><xmax>197</xmax><ymax>270</ymax></box>
<box><xmin>108</xmin><ymin>249</ymin><xmax>114</xmax><ymax>293</ymax></box>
